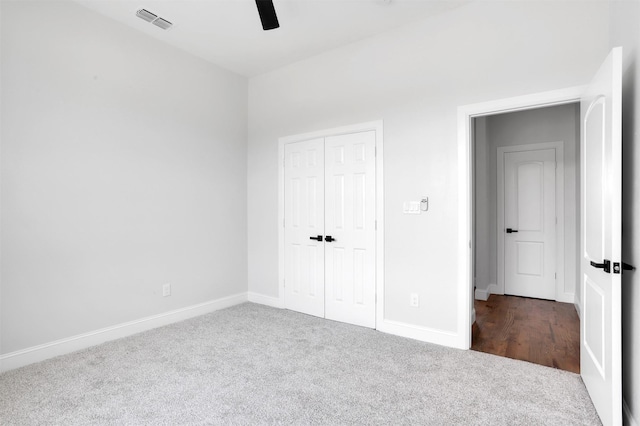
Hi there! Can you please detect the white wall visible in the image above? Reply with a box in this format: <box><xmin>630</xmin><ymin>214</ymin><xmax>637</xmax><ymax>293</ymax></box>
<box><xmin>609</xmin><ymin>1</ymin><xmax>640</xmax><ymax>423</ymax></box>
<box><xmin>248</xmin><ymin>1</ymin><xmax>609</xmax><ymax>337</ymax></box>
<box><xmin>474</xmin><ymin>104</ymin><xmax>580</xmax><ymax>303</ymax></box>
<box><xmin>0</xmin><ymin>1</ymin><xmax>248</xmax><ymax>354</ymax></box>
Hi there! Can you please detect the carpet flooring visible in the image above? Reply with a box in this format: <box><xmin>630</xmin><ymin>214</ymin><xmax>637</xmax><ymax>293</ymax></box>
<box><xmin>0</xmin><ymin>303</ymin><xmax>601</xmax><ymax>425</ymax></box>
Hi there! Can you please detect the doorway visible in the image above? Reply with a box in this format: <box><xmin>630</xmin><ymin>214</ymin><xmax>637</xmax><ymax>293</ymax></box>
<box><xmin>459</xmin><ymin>48</ymin><xmax>624</xmax><ymax>424</ymax></box>
<box><xmin>471</xmin><ymin>103</ymin><xmax>581</xmax><ymax>371</ymax></box>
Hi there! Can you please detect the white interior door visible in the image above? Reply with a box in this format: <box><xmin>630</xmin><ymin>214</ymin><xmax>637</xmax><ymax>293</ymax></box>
<box><xmin>324</xmin><ymin>131</ymin><xmax>376</xmax><ymax>328</ymax></box>
<box><xmin>284</xmin><ymin>138</ymin><xmax>325</xmax><ymax>318</ymax></box>
<box><xmin>580</xmin><ymin>47</ymin><xmax>622</xmax><ymax>426</ymax></box>
<box><xmin>503</xmin><ymin>148</ymin><xmax>557</xmax><ymax>300</ymax></box>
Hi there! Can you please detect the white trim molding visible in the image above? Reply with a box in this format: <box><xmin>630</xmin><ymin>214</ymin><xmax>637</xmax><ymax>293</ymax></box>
<box><xmin>377</xmin><ymin>319</ymin><xmax>462</xmax><ymax>349</ymax></box>
<box><xmin>248</xmin><ymin>292</ymin><xmax>284</xmax><ymax>309</ymax></box>
<box><xmin>474</xmin><ymin>287</ymin><xmax>490</xmax><ymax>301</ymax></box>
<box><xmin>488</xmin><ymin>283</ymin><xmax>499</xmax><ymax>296</ymax></box>
<box><xmin>277</xmin><ymin>121</ymin><xmax>384</xmax><ymax>328</ymax></box>
<box><xmin>574</xmin><ymin>290</ymin><xmax>582</xmax><ymax>320</ymax></box>
<box><xmin>574</xmin><ymin>302</ymin><xmax>582</xmax><ymax>320</ymax></box>
<box><xmin>458</xmin><ymin>86</ymin><xmax>585</xmax><ymax>350</ymax></box>
<box><xmin>0</xmin><ymin>292</ymin><xmax>248</xmax><ymax>373</ymax></box>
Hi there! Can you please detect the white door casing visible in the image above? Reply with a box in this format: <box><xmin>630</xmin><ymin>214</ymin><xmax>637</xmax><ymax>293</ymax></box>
<box><xmin>580</xmin><ymin>47</ymin><xmax>622</xmax><ymax>426</ymax></box>
<box><xmin>503</xmin><ymin>148</ymin><xmax>557</xmax><ymax>300</ymax></box>
<box><xmin>324</xmin><ymin>131</ymin><xmax>376</xmax><ymax>328</ymax></box>
<box><xmin>459</xmin><ymin>87</ymin><xmax>584</xmax><ymax>350</ymax></box>
<box><xmin>283</xmin><ymin>138</ymin><xmax>325</xmax><ymax>318</ymax></box>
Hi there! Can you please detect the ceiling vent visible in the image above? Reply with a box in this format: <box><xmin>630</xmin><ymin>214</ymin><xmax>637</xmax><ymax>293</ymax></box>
<box><xmin>136</xmin><ymin>9</ymin><xmax>157</xmax><ymax>22</ymax></box>
<box><xmin>136</xmin><ymin>9</ymin><xmax>172</xmax><ymax>30</ymax></box>
<box><xmin>151</xmin><ymin>17</ymin><xmax>173</xmax><ymax>30</ymax></box>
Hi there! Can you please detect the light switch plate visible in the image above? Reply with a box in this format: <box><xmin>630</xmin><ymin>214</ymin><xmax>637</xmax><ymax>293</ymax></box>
<box><xmin>403</xmin><ymin>201</ymin><xmax>421</xmax><ymax>214</ymax></box>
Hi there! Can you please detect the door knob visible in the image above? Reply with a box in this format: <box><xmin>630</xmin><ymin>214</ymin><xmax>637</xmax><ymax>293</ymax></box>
<box><xmin>309</xmin><ymin>235</ymin><xmax>322</xmax><ymax>241</ymax></box>
<box><xmin>325</xmin><ymin>235</ymin><xmax>335</xmax><ymax>242</ymax></box>
<box><xmin>506</xmin><ymin>228</ymin><xmax>518</xmax><ymax>233</ymax></box>
<box><xmin>590</xmin><ymin>259</ymin><xmax>611</xmax><ymax>273</ymax></box>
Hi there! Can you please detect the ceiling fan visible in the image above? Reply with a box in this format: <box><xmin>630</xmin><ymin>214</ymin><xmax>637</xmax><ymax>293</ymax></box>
<box><xmin>137</xmin><ymin>1</ymin><xmax>280</xmax><ymax>32</ymax></box>
<box><xmin>255</xmin><ymin>0</ymin><xmax>280</xmax><ymax>30</ymax></box>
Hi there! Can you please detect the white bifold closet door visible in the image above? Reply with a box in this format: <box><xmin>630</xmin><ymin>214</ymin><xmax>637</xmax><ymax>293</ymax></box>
<box><xmin>284</xmin><ymin>131</ymin><xmax>376</xmax><ymax>328</ymax></box>
<box><xmin>283</xmin><ymin>138</ymin><xmax>325</xmax><ymax>318</ymax></box>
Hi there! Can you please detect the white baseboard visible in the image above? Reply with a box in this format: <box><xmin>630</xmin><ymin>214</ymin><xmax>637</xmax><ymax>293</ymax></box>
<box><xmin>624</xmin><ymin>398</ymin><xmax>638</xmax><ymax>426</ymax></box>
<box><xmin>250</xmin><ymin>293</ymin><xmax>466</xmax><ymax>348</ymax></box>
<box><xmin>377</xmin><ymin>318</ymin><xmax>464</xmax><ymax>349</ymax></box>
<box><xmin>475</xmin><ymin>288</ymin><xmax>490</xmax><ymax>301</ymax></box>
<box><xmin>574</xmin><ymin>299</ymin><xmax>582</xmax><ymax>320</ymax></box>
<box><xmin>475</xmin><ymin>283</ymin><xmax>498</xmax><ymax>301</ymax></box>
<box><xmin>488</xmin><ymin>283</ymin><xmax>500</xmax><ymax>295</ymax></box>
<box><xmin>0</xmin><ymin>292</ymin><xmax>248</xmax><ymax>373</ymax></box>
<box><xmin>556</xmin><ymin>292</ymin><xmax>575</xmax><ymax>304</ymax></box>
<box><xmin>248</xmin><ymin>292</ymin><xmax>283</xmax><ymax>309</ymax></box>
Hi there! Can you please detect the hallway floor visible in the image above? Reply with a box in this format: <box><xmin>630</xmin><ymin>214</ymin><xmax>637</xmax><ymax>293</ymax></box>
<box><xmin>472</xmin><ymin>294</ymin><xmax>580</xmax><ymax>373</ymax></box>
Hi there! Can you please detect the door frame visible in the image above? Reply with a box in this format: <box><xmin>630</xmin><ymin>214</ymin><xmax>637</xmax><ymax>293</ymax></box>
<box><xmin>457</xmin><ymin>86</ymin><xmax>584</xmax><ymax>349</ymax></box>
<box><xmin>496</xmin><ymin>142</ymin><xmax>566</xmax><ymax>301</ymax></box>
<box><xmin>277</xmin><ymin>121</ymin><xmax>384</xmax><ymax>327</ymax></box>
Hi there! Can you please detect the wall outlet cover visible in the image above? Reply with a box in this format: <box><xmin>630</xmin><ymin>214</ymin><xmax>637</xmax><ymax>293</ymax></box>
<box><xmin>162</xmin><ymin>283</ymin><xmax>171</xmax><ymax>297</ymax></box>
<box><xmin>410</xmin><ymin>293</ymin><xmax>419</xmax><ymax>307</ymax></box>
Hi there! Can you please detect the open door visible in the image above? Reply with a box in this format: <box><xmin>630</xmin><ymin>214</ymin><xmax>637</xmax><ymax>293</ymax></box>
<box><xmin>580</xmin><ymin>47</ymin><xmax>622</xmax><ymax>426</ymax></box>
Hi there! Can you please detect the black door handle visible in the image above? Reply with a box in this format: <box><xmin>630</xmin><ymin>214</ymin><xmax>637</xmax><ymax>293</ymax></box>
<box><xmin>590</xmin><ymin>259</ymin><xmax>611</xmax><ymax>273</ymax></box>
<box><xmin>325</xmin><ymin>235</ymin><xmax>335</xmax><ymax>242</ymax></box>
<box><xmin>506</xmin><ymin>228</ymin><xmax>518</xmax><ymax>233</ymax></box>
<box><xmin>309</xmin><ymin>235</ymin><xmax>322</xmax><ymax>241</ymax></box>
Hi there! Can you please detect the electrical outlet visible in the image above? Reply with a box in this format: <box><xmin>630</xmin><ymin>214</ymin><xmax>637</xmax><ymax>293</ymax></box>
<box><xmin>162</xmin><ymin>283</ymin><xmax>171</xmax><ymax>297</ymax></box>
<box><xmin>410</xmin><ymin>293</ymin><xmax>419</xmax><ymax>307</ymax></box>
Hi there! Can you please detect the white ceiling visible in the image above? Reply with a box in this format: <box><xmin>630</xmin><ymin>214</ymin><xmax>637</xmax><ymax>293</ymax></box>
<box><xmin>75</xmin><ymin>0</ymin><xmax>470</xmax><ymax>77</ymax></box>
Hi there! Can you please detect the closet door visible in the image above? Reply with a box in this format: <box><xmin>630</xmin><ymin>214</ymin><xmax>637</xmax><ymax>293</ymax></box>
<box><xmin>324</xmin><ymin>131</ymin><xmax>376</xmax><ymax>328</ymax></box>
<box><xmin>283</xmin><ymin>138</ymin><xmax>325</xmax><ymax>318</ymax></box>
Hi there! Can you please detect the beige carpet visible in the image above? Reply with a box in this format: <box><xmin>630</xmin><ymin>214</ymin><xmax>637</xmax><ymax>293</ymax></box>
<box><xmin>0</xmin><ymin>303</ymin><xmax>601</xmax><ymax>425</ymax></box>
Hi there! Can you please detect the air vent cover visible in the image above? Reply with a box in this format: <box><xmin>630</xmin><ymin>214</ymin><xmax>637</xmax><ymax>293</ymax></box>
<box><xmin>151</xmin><ymin>17</ymin><xmax>173</xmax><ymax>30</ymax></box>
<box><xmin>135</xmin><ymin>9</ymin><xmax>173</xmax><ymax>30</ymax></box>
<box><xmin>136</xmin><ymin>9</ymin><xmax>157</xmax><ymax>22</ymax></box>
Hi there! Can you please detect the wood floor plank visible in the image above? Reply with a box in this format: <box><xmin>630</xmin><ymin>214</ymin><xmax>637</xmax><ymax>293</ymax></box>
<box><xmin>472</xmin><ymin>294</ymin><xmax>580</xmax><ymax>374</ymax></box>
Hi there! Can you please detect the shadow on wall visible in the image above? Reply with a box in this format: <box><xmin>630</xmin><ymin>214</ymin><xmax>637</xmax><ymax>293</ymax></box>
<box><xmin>621</xmin><ymin>57</ymin><xmax>637</xmax><ymax>409</ymax></box>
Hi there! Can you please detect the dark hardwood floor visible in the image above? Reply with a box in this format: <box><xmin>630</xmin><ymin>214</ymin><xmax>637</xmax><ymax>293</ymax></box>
<box><xmin>472</xmin><ymin>294</ymin><xmax>580</xmax><ymax>373</ymax></box>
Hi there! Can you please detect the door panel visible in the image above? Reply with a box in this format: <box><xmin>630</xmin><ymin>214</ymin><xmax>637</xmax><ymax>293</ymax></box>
<box><xmin>580</xmin><ymin>47</ymin><xmax>622</xmax><ymax>426</ymax></box>
<box><xmin>284</xmin><ymin>138</ymin><xmax>325</xmax><ymax>318</ymax></box>
<box><xmin>517</xmin><ymin>162</ymin><xmax>544</xmax><ymax>230</ymax></box>
<box><xmin>324</xmin><ymin>131</ymin><xmax>376</xmax><ymax>328</ymax></box>
<box><xmin>504</xmin><ymin>149</ymin><xmax>556</xmax><ymax>300</ymax></box>
<box><xmin>584</xmin><ymin>277</ymin><xmax>605</xmax><ymax>377</ymax></box>
<box><xmin>584</xmin><ymin>98</ymin><xmax>606</xmax><ymax>268</ymax></box>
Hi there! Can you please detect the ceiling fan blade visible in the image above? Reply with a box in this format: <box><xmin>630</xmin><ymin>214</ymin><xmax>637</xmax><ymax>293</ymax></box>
<box><xmin>255</xmin><ymin>0</ymin><xmax>280</xmax><ymax>30</ymax></box>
